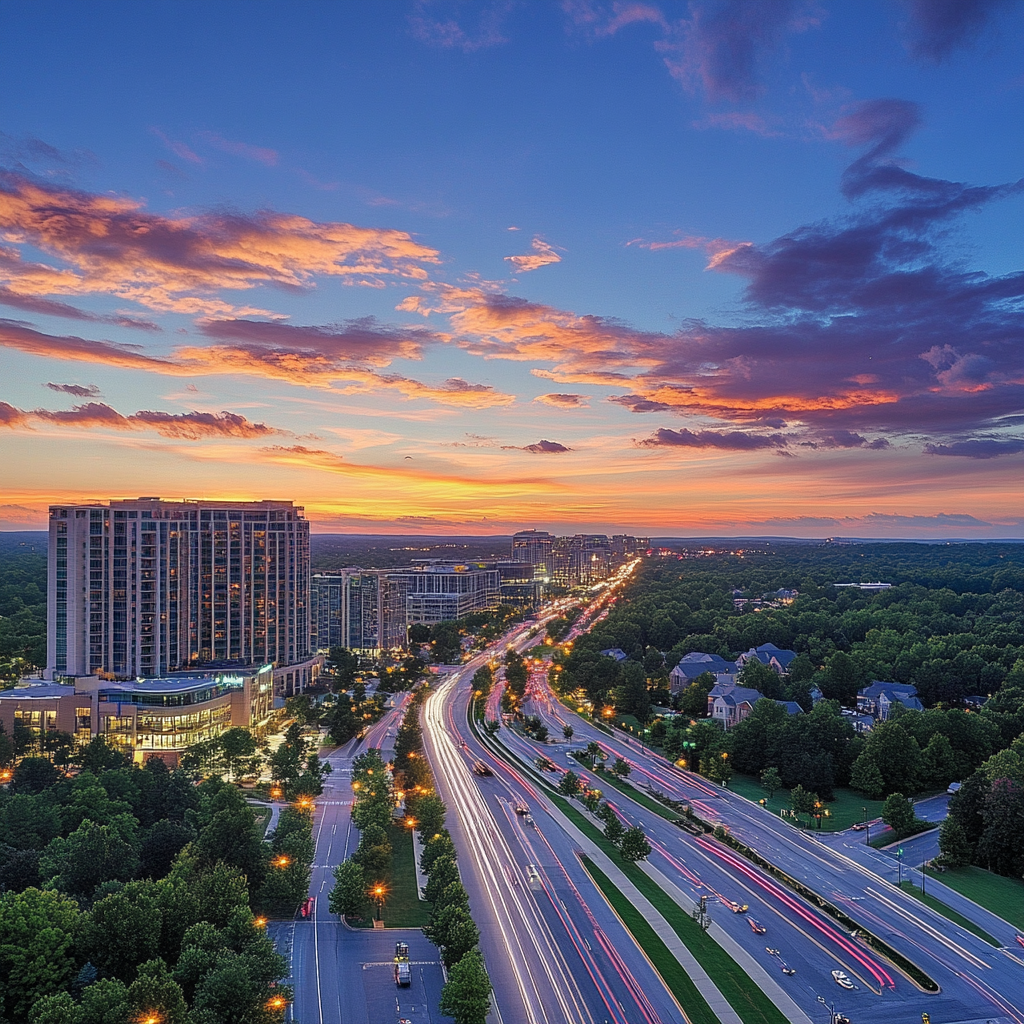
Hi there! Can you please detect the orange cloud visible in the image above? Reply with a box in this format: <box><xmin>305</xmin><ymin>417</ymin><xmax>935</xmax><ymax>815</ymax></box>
<box><xmin>0</xmin><ymin>173</ymin><xmax>441</xmax><ymax>314</ymax></box>
<box><xmin>534</xmin><ymin>392</ymin><xmax>590</xmax><ymax>407</ymax></box>
<box><xmin>1</xmin><ymin>399</ymin><xmax>282</xmax><ymax>440</ymax></box>
<box><xmin>0</xmin><ymin>319</ymin><xmax>513</xmax><ymax>408</ymax></box>
<box><xmin>505</xmin><ymin>237</ymin><xmax>562</xmax><ymax>273</ymax></box>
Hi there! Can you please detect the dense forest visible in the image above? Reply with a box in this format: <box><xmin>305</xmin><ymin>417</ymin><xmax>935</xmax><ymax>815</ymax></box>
<box><xmin>0</xmin><ymin>739</ymin><xmax>311</xmax><ymax>1023</ymax></box>
<box><xmin>551</xmin><ymin>543</ymin><xmax>1024</xmax><ymax>878</ymax></box>
<box><xmin>0</xmin><ymin>534</ymin><xmax>46</xmax><ymax>683</ymax></box>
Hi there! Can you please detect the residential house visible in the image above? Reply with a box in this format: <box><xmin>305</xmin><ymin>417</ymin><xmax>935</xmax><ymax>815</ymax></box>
<box><xmin>708</xmin><ymin>682</ymin><xmax>764</xmax><ymax>729</ymax></box>
<box><xmin>857</xmin><ymin>681</ymin><xmax>923</xmax><ymax>720</ymax></box>
<box><xmin>735</xmin><ymin>642</ymin><xmax>798</xmax><ymax>675</ymax></box>
<box><xmin>669</xmin><ymin>652</ymin><xmax>737</xmax><ymax>693</ymax></box>
<box><xmin>600</xmin><ymin>648</ymin><xmax>628</xmax><ymax>662</ymax></box>
<box><xmin>774</xmin><ymin>700</ymin><xmax>803</xmax><ymax>716</ymax></box>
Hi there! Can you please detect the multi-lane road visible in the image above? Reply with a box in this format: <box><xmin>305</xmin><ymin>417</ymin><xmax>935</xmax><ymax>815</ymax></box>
<box><xmin>275</xmin><ymin>574</ymin><xmax>1024</xmax><ymax>1024</ymax></box>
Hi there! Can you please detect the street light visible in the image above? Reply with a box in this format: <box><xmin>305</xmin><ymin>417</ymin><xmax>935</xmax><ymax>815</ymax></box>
<box><xmin>372</xmin><ymin>884</ymin><xmax>387</xmax><ymax>921</ymax></box>
<box><xmin>862</xmin><ymin>807</ymin><xmax>868</xmax><ymax>845</ymax></box>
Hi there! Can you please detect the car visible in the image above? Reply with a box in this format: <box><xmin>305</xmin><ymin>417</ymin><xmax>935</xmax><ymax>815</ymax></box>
<box><xmin>834</xmin><ymin>1016</ymin><xmax>850</xmax><ymax>1024</ymax></box>
<box><xmin>471</xmin><ymin>760</ymin><xmax>493</xmax><ymax>776</ymax></box>
<box><xmin>832</xmin><ymin>969</ymin><xmax>854</xmax><ymax>989</ymax></box>
<box><xmin>748</xmin><ymin>919</ymin><xmax>766</xmax><ymax>934</ymax></box>
<box><xmin>728</xmin><ymin>901</ymin><xmax>749</xmax><ymax>914</ymax></box>
<box><xmin>524</xmin><ymin>814</ymin><xmax>535</xmax><ymax>827</ymax></box>
<box><xmin>850</xmin><ymin>823</ymin><xmax>867</xmax><ymax>831</ymax></box>
<box><xmin>780</xmin><ymin>962</ymin><xmax>796</xmax><ymax>976</ymax></box>
<box><xmin>765</xmin><ymin>947</ymin><xmax>780</xmax><ymax>956</ymax></box>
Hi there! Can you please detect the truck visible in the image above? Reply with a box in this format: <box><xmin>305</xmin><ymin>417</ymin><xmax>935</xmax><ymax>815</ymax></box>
<box><xmin>394</xmin><ymin>941</ymin><xmax>411</xmax><ymax>987</ymax></box>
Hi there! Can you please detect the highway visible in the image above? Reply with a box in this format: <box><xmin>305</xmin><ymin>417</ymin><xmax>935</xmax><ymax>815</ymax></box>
<box><xmin>506</xmin><ymin>648</ymin><xmax>1024</xmax><ymax>1024</ymax></box>
<box><xmin>422</xmin><ymin>635</ymin><xmax>687</xmax><ymax>1024</ymax></box>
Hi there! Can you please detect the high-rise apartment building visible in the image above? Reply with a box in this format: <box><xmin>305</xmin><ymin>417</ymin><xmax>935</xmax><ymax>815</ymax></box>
<box><xmin>310</xmin><ymin>570</ymin><xmax>407</xmax><ymax>654</ymax></box>
<box><xmin>511</xmin><ymin>530</ymin><xmax>554</xmax><ymax>580</ymax></box>
<box><xmin>47</xmin><ymin>498</ymin><xmax>313</xmax><ymax>686</ymax></box>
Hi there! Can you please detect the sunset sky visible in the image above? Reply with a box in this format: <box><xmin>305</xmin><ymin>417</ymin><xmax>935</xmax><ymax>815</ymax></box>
<box><xmin>1</xmin><ymin>1</ymin><xmax>1022</xmax><ymax>537</ymax></box>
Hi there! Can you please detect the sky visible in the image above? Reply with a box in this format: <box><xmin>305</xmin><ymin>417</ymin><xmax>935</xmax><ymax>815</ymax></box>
<box><xmin>0</xmin><ymin>0</ymin><xmax>1022</xmax><ymax>538</ymax></box>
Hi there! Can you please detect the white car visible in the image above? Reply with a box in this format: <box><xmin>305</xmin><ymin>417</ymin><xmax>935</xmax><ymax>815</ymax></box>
<box><xmin>832</xmin><ymin>969</ymin><xmax>854</xmax><ymax>990</ymax></box>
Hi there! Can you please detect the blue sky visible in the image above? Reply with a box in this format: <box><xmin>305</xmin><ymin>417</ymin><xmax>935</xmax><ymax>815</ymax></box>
<box><xmin>1</xmin><ymin>1</ymin><xmax>1022</xmax><ymax>536</ymax></box>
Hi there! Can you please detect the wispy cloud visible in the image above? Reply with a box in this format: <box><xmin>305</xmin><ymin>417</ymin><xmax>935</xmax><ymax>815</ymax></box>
<box><xmin>46</xmin><ymin>382</ymin><xmax>100</xmax><ymax>398</ymax></box>
<box><xmin>502</xmin><ymin>439</ymin><xmax>573</xmax><ymax>453</ymax></box>
<box><xmin>198</xmin><ymin>131</ymin><xmax>278</xmax><ymax>166</ymax></box>
<box><xmin>637</xmin><ymin>427</ymin><xmax>789</xmax><ymax>451</ymax></box>
<box><xmin>150</xmin><ymin>127</ymin><xmax>203</xmax><ymax>165</ymax></box>
<box><xmin>505</xmin><ymin>237</ymin><xmax>563</xmax><ymax>274</ymax></box>
<box><xmin>0</xmin><ymin>400</ymin><xmax>282</xmax><ymax>440</ymax></box>
<box><xmin>0</xmin><ymin>287</ymin><xmax>161</xmax><ymax>330</ymax></box>
<box><xmin>409</xmin><ymin>0</ymin><xmax>515</xmax><ymax>52</ymax></box>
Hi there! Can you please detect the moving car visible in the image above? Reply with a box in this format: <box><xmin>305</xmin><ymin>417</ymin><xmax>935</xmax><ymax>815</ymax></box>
<box><xmin>472</xmin><ymin>760</ymin><xmax>494</xmax><ymax>776</ymax></box>
<box><xmin>728</xmin><ymin>901</ymin><xmax>749</xmax><ymax>914</ymax></box>
<box><xmin>748</xmin><ymin>918</ymin><xmax>766</xmax><ymax>934</ymax></box>
<box><xmin>394</xmin><ymin>942</ymin><xmax>411</xmax><ymax>987</ymax></box>
<box><xmin>832</xmin><ymin>969</ymin><xmax>854</xmax><ymax>989</ymax></box>
<box><xmin>299</xmin><ymin>897</ymin><xmax>314</xmax><ymax>919</ymax></box>
<box><xmin>780</xmin><ymin>962</ymin><xmax>796</xmax><ymax>976</ymax></box>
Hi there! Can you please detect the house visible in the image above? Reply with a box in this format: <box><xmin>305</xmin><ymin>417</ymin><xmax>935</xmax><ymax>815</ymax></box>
<box><xmin>765</xmin><ymin>588</ymin><xmax>799</xmax><ymax>605</ymax></box>
<box><xmin>857</xmin><ymin>681</ymin><xmax>923</xmax><ymax>720</ymax></box>
<box><xmin>841</xmin><ymin>708</ymin><xmax>874</xmax><ymax>733</ymax></box>
<box><xmin>669</xmin><ymin>652</ymin><xmax>737</xmax><ymax>693</ymax></box>
<box><xmin>735</xmin><ymin>642</ymin><xmax>798</xmax><ymax>675</ymax></box>
<box><xmin>774</xmin><ymin>700</ymin><xmax>803</xmax><ymax>716</ymax></box>
<box><xmin>600</xmin><ymin>648</ymin><xmax>628</xmax><ymax>662</ymax></box>
<box><xmin>708</xmin><ymin>682</ymin><xmax>764</xmax><ymax>729</ymax></box>
<box><xmin>809</xmin><ymin>685</ymin><xmax>824</xmax><ymax>704</ymax></box>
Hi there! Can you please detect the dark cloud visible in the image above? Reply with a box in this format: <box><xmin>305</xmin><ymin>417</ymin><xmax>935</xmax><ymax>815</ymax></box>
<box><xmin>609</xmin><ymin>394</ymin><xmax>673</xmax><ymax>413</ymax></box>
<box><xmin>199</xmin><ymin>316</ymin><xmax>436</xmax><ymax>366</ymax></box>
<box><xmin>665</xmin><ymin>0</ymin><xmax>819</xmax><ymax>102</ymax></box>
<box><xmin>502</xmin><ymin>439</ymin><xmax>573</xmax><ymax>453</ymax></box>
<box><xmin>924</xmin><ymin>437</ymin><xmax>1024</xmax><ymax>459</ymax></box>
<box><xmin>802</xmin><ymin>430</ymin><xmax>891</xmax><ymax>450</ymax></box>
<box><xmin>46</xmin><ymin>383</ymin><xmax>100</xmax><ymax>398</ymax></box>
<box><xmin>638</xmin><ymin>428</ymin><xmax>788</xmax><ymax>450</ymax></box>
<box><xmin>901</xmin><ymin>0</ymin><xmax>1010</xmax><ymax>61</ymax></box>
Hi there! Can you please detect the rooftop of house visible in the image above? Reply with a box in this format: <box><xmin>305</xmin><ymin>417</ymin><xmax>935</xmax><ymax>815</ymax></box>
<box><xmin>774</xmin><ymin>700</ymin><xmax>804</xmax><ymax>715</ymax></box>
<box><xmin>711</xmin><ymin>683</ymin><xmax>765</xmax><ymax>707</ymax></box>
<box><xmin>600</xmin><ymin>648</ymin><xmax>628</xmax><ymax>661</ymax></box>
<box><xmin>858</xmin><ymin>680</ymin><xmax>918</xmax><ymax>699</ymax></box>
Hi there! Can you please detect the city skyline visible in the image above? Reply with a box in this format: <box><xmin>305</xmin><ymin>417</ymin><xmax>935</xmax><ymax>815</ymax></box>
<box><xmin>1</xmin><ymin>3</ymin><xmax>1023</xmax><ymax>538</ymax></box>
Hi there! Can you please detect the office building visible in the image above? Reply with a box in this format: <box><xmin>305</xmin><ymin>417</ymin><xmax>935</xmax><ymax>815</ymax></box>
<box><xmin>391</xmin><ymin>563</ymin><xmax>500</xmax><ymax>625</ymax></box>
<box><xmin>0</xmin><ymin>665</ymin><xmax>274</xmax><ymax>766</ymax></box>
<box><xmin>47</xmin><ymin>498</ymin><xmax>317</xmax><ymax>693</ymax></box>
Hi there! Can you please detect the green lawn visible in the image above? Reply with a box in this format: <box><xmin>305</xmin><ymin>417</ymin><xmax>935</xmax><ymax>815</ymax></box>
<box><xmin>924</xmin><ymin>865</ymin><xmax>1024</xmax><ymax>932</ymax></box>
<box><xmin>897</xmin><ymin>881</ymin><xmax>1000</xmax><ymax>946</ymax></box>
<box><xmin>248</xmin><ymin>803</ymin><xmax>273</xmax><ymax>838</ymax></box>
<box><xmin>728</xmin><ymin>773</ymin><xmax>886</xmax><ymax>831</ymax></box>
<box><xmin>382</xmin><ymin>822</ymin><xmax>432</xmax><ymax>928</ymax></box>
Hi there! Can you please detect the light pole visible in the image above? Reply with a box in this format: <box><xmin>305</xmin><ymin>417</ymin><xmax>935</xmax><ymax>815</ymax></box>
<box><xmin>862</xmin><ymin>807</ymin><xmax>868</xmax><ymax>844</ymax></box>
<box><xmin>372</xmin><ymin>884</ymin><xmax>386</xmax><ymax>922</ymax></box>
<box><xmin>896</xmin><ymin>846</ymin><xmax>904</xmax><ymax>886</ymax></box>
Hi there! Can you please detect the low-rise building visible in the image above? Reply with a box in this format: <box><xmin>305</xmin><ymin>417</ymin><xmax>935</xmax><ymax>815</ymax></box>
<box><xmin>857</xmin><ymin>681</ymin><xmax>923</xmax><ymax>720</ymax></box>
<box><xmin>0</xmin><ymin>664</ymin><xmax>274</xmax><ymax>766</ymax></box>
<box><xmin>708</xmin><ymin>682</ymin><xmax>764</xmax><ymax>729</ymax></box>
<box><xmin>669</xmin><ymin>652</ymin><xmax>738</xmax><ymax>693</ymax></box>
<box><xmin>735</xmin><ymin>643</ymin><xmax>798</xmax><ymax>675</ymax></box>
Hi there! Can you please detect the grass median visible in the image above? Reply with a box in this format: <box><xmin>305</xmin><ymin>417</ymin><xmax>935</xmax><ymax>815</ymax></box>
<box><xmin>591</xmin><ymin>768</ymin><xmax>680</xmax><ymax>822</ymax></box>
<box><xmin>897</xmin><ymin>881</ymin><xmax>1000</xmax><ymax>946</ymax></box>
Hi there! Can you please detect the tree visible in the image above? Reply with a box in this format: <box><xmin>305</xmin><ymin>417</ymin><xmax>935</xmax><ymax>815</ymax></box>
<box><xmin>820</xmin><ymin>651</ymin><xmax>861</xmax><ymax>706</ymax></box>
<box><xmin>790</xmin><ymin>784</ymin><xmax>817</xmax><ymax>825</ymax></box>
<box><xmin>0</xmin><ymin>887</ymin><xmax>81</xmax><ymax>1021</ymax></box>
<box><xmin>850</xmin><ymin>751</ymin><xmax>885</xmax><ymax>799</ymax></box>
<box><xmin>976</xmin><ymin>778</ymin><xmax>1024</xmax><ymax>877</ymax></box>
<box><xmin>604</xmin><ymin>817</ymin><xmax>625</xmax><ymax>846</ymax></box>
<box><xmin>619</xmin><ymin>826</ymin><xmax>651</xmax><ymax>862</ymax></box>
<box><xmin>219</xmin><ymin>727</ymin><xmax>257</xmax><ymax>781</ymax></box>
<box><xmin>424</xmin><ymin>856</ymin><xmax>461</xmax><ymax>905</ymax></box>
<box><xmin>329</xmin><ymin>858</ymin><xmax>367</xmax><ymax>919</ymax></box>
<box><xmin>139</xmin><ymin>819</ymin><xmax>194</xmax><ymax>879</ymax></box>
<box><xmin>882</xmin><ymin>792</ymin><xmax>917</xmax><ymax>839</ymax></box>
<box><xmin>615</xmin><ymin>661</ymin><xmax>651</xmax><ymax>722</ymax></box>
<box><xmin>426</xmin><ymin>903</ymin><xmax>480</xmax><ymax>968</ymax></box>
<box><xmin>10</xmin><ymin>756</ymin><xmax>59</xmax><ymax>794</ymax></box>
<box><xmin>39</xmin><ymin>818</ymin><xmax>140</xmax><ymax>900</ymax></box>
<box><xmin>415</xmin><ymin>795</ymin><xmax>448</xmax><ymax>839</ymax></box>
<box><xmin>864</xmin><ymin>722</ymin><xmax>922</xmax><ymax>796</ymax></box>
<box><xmin>557</xmin><ymin>771</ymin><xmax>582</xmax><ymax>798</ymax></box>
<box><xmin>439</xmin><ymin>949</ymin><xmax>492</xmax><ymax>1024</ymax></box>
<box><xmin>938</xmin><ymin>816</ymin><xmax>972</xmax><ymax>869</ymax></box>
<box><xmin>562</xmin><ymin>724</ymin><xmax>574</xmax><ymax>741</ymax></box>
<box><xmin>328</xmin><ymin>646</ymin><xmax>360</xmax><ymax>688</ymax></box>
<box><xmin>126</xmin><ymin>958</ymin><xmax>188</xmax><ymax>1024</ymax></box>
<box><xmin>81</xmin><ymin>881</ymin><xmax>162</xmax><ymax>983</ymax></box>
<box><xmin>760</xmin><ymin>766</ymin><xmax>782</xmax><ymax>804</ymax></box>
<box><xmin>420</xmin><ymin>832</ymin><xmax>457</xmax><ymax>876</ymax></box>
